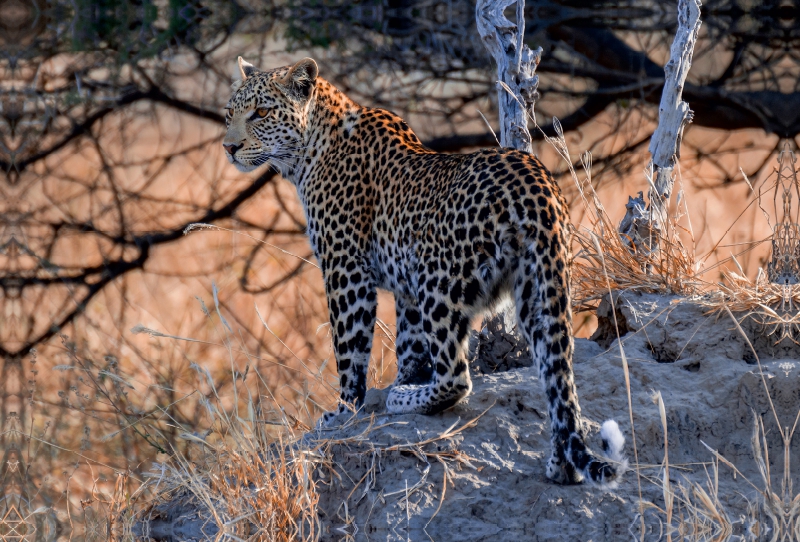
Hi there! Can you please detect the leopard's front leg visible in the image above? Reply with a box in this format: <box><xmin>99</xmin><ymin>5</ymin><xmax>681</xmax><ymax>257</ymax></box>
<box><xmin>318</xmin><ymin>262</ymin><xmax>377</xmax><ymax>426</ymax></box>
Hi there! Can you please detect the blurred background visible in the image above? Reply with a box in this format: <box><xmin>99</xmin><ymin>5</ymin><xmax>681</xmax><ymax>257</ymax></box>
<box><xmin>2</xmin><ymin>0</ymin><xmax>799</xmax><ymax>538</ymax></box>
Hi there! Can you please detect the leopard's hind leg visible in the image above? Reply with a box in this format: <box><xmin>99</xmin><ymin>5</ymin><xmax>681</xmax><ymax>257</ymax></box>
<box><xmin>386</xmin><ymin>287</ymin><xmax>472</xmax><ymax>414</ymax></box>
<box><xmin>514</xmin><ymin>249</ymin><xmax>622</xmax><ymax>485</ymax></box>
<box><xmin>393</xmin><ymin>294</ymin><xmax>433</xmax><ymax>386</ymax></box>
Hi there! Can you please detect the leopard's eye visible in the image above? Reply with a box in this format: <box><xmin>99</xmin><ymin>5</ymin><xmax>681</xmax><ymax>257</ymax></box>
<box><xmin>256</xmin><ymin>107</ymin><xmax>269</xmax><ymax>118</ymax></box>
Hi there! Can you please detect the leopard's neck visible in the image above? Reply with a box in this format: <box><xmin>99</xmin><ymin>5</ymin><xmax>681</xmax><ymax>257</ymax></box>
<box><xmin>286</xmin><ymin>79</ymin><xmax>361</xmax><ymax>187</ymax></box>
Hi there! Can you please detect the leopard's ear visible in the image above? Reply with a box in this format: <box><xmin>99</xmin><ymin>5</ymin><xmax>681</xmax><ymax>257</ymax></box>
<box><xmin>278</xmin><ymin>58</ymin><xmax>318</xmax><ymax>101</ymax></box>
<box><xmin>238</xmin><ymin>56</ymin><xmax>259</xmax><ymax>81</ymax></box>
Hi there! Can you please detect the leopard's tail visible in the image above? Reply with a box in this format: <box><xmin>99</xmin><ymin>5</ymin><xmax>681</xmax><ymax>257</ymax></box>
<box><xmin>592</xmin><ymin>420</ymin><xmax>628</xmax><ymax>485</ymax></box>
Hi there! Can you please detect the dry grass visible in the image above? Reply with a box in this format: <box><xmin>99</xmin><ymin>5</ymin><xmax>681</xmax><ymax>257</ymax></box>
<box><xmin>79</xmin><ymin>470</ymin><xmax>145</xmax><ymax>542</ymax></box>
<box><xmin>125</xmin><ymin>295</ymin><xmax>329</xmax><ymax>541</ymax></box>
<box><xmin>696</xmin><ymin>148</ymin><xmax>800</xmax><ymax>309</ymax></box>
<box><xmin>129</xmin><ymin>381</ymin><xmax>485</xmax><ymax>541</ymax></box>
<box><xmin>547</xmin><ymin>124</ymin><xmax>800</xmax><ymax>541</ymax></box>
<box><xmin>137</xmin><ymin>406</ymin><xmax>321</xmax><ymax>541</ymax></box>
<box><xmin>638</xmin><ymin>390</ymin><xmax>742</xmax><ymax>542</ymax></box>
<box><xmin>109</xmin><ymin>273</ymin><xmax>480</xmax><ymax>541</ymax></box>
<box><xmin>571</xmin><ymin>210</ymin><xmax>699</xmax><ymax>311</ymax></box>
<box><xmin>559</xmin><ymin>144</ymin><xmax>701</xmax><ymax>310</ymax></box>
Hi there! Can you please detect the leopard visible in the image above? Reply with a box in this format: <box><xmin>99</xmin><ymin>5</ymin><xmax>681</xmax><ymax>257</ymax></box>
<box><xmin>223</xmin><ymin>56</ymin><xmax>626</xmax><ymax>485</ymax></box>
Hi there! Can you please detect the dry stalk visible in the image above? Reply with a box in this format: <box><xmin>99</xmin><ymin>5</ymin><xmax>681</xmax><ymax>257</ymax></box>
<box><xmin>118</xmin><ymin>291</ymin><xmax>339</xmax><ymax>541</ymax></box>
<box><xmin>640</xmin><ymin>392</ymin><xmax>742</xmax><ymax>542</ymax></box>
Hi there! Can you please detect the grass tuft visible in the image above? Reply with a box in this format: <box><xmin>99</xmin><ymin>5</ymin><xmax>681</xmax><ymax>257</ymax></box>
<box><xmin>566</xmin><ymin>152</ymin><xmax>700</xmax><ymax>311</ymax></box>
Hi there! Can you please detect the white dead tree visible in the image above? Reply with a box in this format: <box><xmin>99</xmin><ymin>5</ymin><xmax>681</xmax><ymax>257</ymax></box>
<box><xmin>476</xmin><ymin>0</ymin><xmax>541</xmax><ymax>154</ymax></box>
<box><xmin>472</xmin><ymin>0</ymin><xmax>541</xmax><ymax>363</ymax></box>
<box><xmin>618</xmin><ymin>0</ymin><xmax>702</xmax><ymax>253</ymax></box>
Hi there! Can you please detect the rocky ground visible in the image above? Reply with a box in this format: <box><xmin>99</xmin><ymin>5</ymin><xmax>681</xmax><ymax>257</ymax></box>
<box><xmin>311</xmin><ymin>292</ymin><xmax>799</xmax><ymax>541</ymax></box>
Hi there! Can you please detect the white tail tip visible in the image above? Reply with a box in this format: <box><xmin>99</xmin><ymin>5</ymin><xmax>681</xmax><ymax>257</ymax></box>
<box><xmin>600</xmin><ymin>420</ymin><xmax>627</xmax><ymax>466</ymax></box>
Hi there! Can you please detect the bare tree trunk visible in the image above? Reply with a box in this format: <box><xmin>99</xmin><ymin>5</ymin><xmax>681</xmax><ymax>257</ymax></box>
<box><xmin>476</xmin><ymin>0</ymin><xmax>541</xmax><ymax>154</ymax></box>
<box><xmin>618</xmin><ymin>0</ymin><xmax>702</xmax><ymax>253</ymax></box>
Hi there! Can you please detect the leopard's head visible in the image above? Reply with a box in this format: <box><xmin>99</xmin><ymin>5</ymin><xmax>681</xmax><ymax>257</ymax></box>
<box><xmin>223</xmin><ymin>57</ymin><xmax>318</xmax><ymax>175</ymax></box>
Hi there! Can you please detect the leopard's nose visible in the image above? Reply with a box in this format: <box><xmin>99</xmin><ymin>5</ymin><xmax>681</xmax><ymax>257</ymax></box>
<box><xmin>223</xmin><ymin>143</ymin><xmax>243</xmax><ymax>156</ymax></box>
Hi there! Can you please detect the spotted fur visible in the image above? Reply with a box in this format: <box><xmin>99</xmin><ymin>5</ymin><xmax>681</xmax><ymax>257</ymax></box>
<box><xmin>223</xmin><ymin>57</ymin><xmax>623</xmax><ymax>484</ymax></box>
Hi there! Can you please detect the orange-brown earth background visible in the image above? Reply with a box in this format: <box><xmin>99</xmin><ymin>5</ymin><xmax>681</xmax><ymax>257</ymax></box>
<box><xmin>2</xmin><ymin>1</ymin><xmax>797</xmax><ymax>538</ymax></box>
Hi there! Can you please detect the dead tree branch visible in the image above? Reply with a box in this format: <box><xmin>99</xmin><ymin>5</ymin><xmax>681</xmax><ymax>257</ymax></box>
<box><xmin>619</xmin><ymin>0</ymin><xmax>702</xmax><ymax>253</ymax></box>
